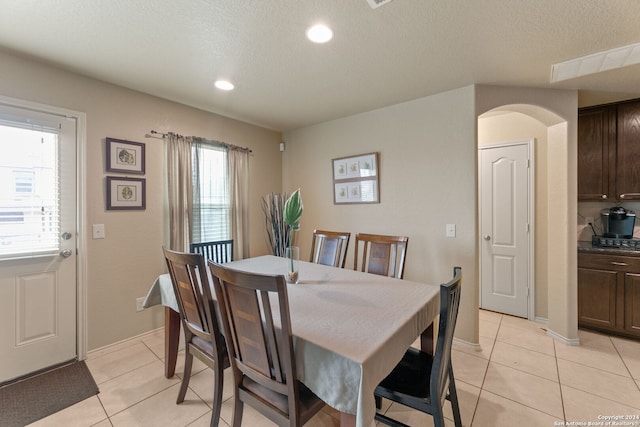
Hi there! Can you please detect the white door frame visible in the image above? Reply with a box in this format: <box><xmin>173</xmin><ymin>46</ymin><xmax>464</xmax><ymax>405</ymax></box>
<box><xmin>479</xmin><ymin>139</ymin><xmax>535</xmax><ymax>320</ymax></box>
<box><xmin>0</xmin><ymin>95</ymin><xmax>88</xmax><ymax>360</ymax></box>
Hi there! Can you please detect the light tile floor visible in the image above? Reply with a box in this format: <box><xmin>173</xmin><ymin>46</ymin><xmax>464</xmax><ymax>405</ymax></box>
<box><xmin>28</xmin><ymin>310</ymin><xmax>640</xmax><ymax>426</ymax></box>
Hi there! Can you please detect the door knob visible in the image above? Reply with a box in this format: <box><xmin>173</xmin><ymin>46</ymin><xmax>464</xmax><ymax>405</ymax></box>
<box><xmin>60</xmin><ymin>249</ymin><xmax>73</xmax><ymax>258</ymax></box>
<box><xmin>484</xmin><ymin>235</ymin><xmax>491</xmax><ymax>241</ymax></box>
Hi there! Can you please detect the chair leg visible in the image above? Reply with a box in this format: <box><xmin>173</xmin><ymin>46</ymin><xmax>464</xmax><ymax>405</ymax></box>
<box><xmin>231</xmin><ymin>396</ymin><xmax>244</xmax><ymax>427</ymax></box>
<box><xmin>375</xmin><ymin>395</ymin><xmax>382</xmax><ymax>410</ymax></box>
<box><xmin>209</xmin><ymin>362</ymin><xmax>224</xmax><ymax>427</ymax></box>
<box><xmin>432</xmin><ymin>407</ymin><xmax>446</xmax><ymax>427</ymax></box>
<box><xmin>448</xmin><ymin>367</ymin><xmax>462</xmax><ymax>427</ymax></box>
<box><xmin>177</xmin><ymin>347</ymin><xmax>193</xmax><ymax>404</ymax></box>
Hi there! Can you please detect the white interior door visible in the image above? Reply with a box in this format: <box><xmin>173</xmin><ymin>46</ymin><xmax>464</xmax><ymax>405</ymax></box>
<box><xmin>0</xmin><ymin>103</ymin><xmax>77</xmax><ymax>383</ymax></box>
<box><xmin>479</xmin><ymin>141</ymin><xmax>532</xmax><ymax>318</ymax></box>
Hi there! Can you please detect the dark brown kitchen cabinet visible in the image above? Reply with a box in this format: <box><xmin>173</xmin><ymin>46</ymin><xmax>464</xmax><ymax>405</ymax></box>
<box><xmin>577</xmin><ymin>106</ymin><xmax>615</xmax><ymax>200</ymax></box>
<box><xmin>578</xmin><ymin>252</ymin><xmax>640</xmax><ymax>339</ymax></box>
<box><xmin>615</xmin><ymin>101</ymin><xmax>640</xmax><ymax>200</ymax></box>
<box><xmin>625</xmin><ymin>273</ymin><xmax>640</xmax><ymax>335</ymax></box>
<box><xmin>578</xmin><ymin>98</ymin><xmax>640</xmax><ymax>201</ymax></box>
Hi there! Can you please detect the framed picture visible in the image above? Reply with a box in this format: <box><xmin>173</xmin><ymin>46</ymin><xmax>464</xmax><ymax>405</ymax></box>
<box><xmin>332</xmin><ymin>152</ymin><xmax>379</xmax><ymax>204</ymax></box>
<box><xmin>106</xmin><ymin>177</ymin><xmax>146</xmax><ymax>210</ymax></box>
<box><xmin>106</xmin><ymin>138</ymin><xmax>145</xmax><ymax>174</ymax></box>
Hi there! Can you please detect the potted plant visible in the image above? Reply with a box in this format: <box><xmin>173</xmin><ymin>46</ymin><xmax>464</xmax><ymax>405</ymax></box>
<box><xmin>261</xmin><ymin>192</ymin><xmax>291</xmax><ymax>257</ymax></box>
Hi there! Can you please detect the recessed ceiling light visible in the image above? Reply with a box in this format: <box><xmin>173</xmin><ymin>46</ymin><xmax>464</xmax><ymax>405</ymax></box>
<box><xmin>306</xmin><ymin>24</ymin><xmax>333</xmax><ymax>43</ymax></box>
<box><xmin>366</xmin><ymin>0</ymin><xmax>394</xmax><ymax>9</ymax></box>
<box><xmin>214</xmin><ymin>80</ymin><xmax>234</xmax><ymax>91</ymax></box>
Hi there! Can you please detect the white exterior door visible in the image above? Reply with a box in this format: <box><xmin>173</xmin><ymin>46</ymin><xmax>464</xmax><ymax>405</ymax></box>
<box><xmin>0</xmin><ymin>103</ymin><xmax>78</xmax><ymax>383</ymax></box>
<box><xmin>479</xmin><ymin>141</ymin><xmax>532</xmax><ymax>318</ymax></box>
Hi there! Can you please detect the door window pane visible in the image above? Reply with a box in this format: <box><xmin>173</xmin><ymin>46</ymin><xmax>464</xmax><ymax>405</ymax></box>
<box><xmin>0</xmin><ymin>125</ymin><xmax>59</xmax><ymax>258</ymax></box>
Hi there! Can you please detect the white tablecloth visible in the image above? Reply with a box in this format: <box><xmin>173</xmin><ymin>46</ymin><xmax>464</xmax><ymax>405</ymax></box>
<box><xmin>143</xmin><ymin>274</ymin><xmax>176</xmax><ymax>311</ymax></box>
<box><xmin>144</xmin><ymin>255</ymin><xmax>440</xmax><ymax>427</ymax></box>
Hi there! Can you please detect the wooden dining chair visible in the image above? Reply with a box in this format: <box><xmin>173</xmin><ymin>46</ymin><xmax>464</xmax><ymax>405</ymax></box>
<box><xmin>208</xmin><ymin>262</ymin><xmax>326</xmax><ymax>427</ymax></box>
<box><xmin>309</xmin><ymin>229</ymin><xmax>351</xmax><ymax>268</ymax></box>
<box><xmin>162</xmin><ymin>247</ymin><xmax>230</xmax><ymax>427</ymax></box>
<box><xmin>354</xmin><ymin>233</ymin><xmax>409</xmax><ymax>279</ymax></box>
<box><xmin>374</xmin><ymin>267</ymin><xmax>463</xmax><ymax>427</ymax></box>
<box><xmin>190</xmin><ymin>239</ymin><xmax>234</xmax><ymax>263</ymax></box>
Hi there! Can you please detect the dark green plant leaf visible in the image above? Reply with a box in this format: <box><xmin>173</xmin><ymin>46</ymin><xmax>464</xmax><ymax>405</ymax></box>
<box><xmin>283</xmin><ymin>188</ymin><xmax>303</xmax><ymax>228</ymax></box>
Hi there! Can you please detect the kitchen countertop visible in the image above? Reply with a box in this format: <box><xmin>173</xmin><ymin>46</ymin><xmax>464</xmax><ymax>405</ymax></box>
<box><xmin>578</xmin><ymin>240</ymin><xmax>640</xmax><ymax>256</ymax></box>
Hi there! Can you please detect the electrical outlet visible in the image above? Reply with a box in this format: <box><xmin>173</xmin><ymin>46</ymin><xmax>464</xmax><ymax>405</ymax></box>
<box><xmin>446</xmin><ymin>223</ymin><xmax>456</xmax><ymax>238</ymax></box>
<box><xmin>585</xmin><ymin>216</ymin><xmax>594</xmax><ymax>225</ymax></box>
<box><xmin>136</xmin><ymin>297</ymin><xmax>145</xmax><ymax>312</ymax></box>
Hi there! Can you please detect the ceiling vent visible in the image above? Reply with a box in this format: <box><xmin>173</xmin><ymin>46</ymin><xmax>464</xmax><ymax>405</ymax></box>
<box><xmin>551</xmin><ymin>42</ymin><xmax>640</xmax><ymax>82</ymax></box>
<box><xmin>366</xmin><ymin>0</ymin><xmax>394</xmax><ymax>9</ymax></box>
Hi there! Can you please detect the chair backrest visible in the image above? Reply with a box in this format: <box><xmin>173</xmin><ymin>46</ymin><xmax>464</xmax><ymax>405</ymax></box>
<box><xmin>190</xmin><ymin>239</ymin><xmax>234</xmax><ymax>263</ymax></box>
<box><xmin>432</xmin><ymin>266</ymin><xmax>462</xmax><ymax>407</ymax></box>
<box><xmin>208</xmin><ymin>262</ymin><xmax>304</xmax><ymax>424</ymax></box>
<box><xmin>309</xmin><ymin>229</ymin><xmax>351</xmax><ymax>268</ymax></box>
<box><xmin>162</xmin><ymin>247</ymin><xmax>225</xmax><ymax>353</ymax></box>
<box><xmin>354</xmin><ymin>233</ymin><xmax>409</xmax><ymax>279</ymax></box>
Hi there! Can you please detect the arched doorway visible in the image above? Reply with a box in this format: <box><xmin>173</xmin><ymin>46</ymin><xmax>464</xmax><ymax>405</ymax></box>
<box><xmin>474</xmin><ymin>88</ymin><xmax>579</xmax><ymax>345</ymax></box>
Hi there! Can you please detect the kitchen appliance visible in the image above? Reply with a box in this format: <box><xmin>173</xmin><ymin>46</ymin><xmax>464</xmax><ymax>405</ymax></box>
<box><xmin>591</xmin><ymin>235</ymin><xmax>640</xmax><ymax>250</ymax></box>
<box><xmin>600</xmin><ymin>206</ymin><xmax>636</xmax><ymax>238</ymax></box>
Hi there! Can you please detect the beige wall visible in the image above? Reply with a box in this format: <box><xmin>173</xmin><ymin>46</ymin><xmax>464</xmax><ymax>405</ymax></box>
<box><xmin>283</xmin><ymin>86</ymin><xmax>480</xmax><ymax>344</ymax></box>
<box><xmin>478</xmin><ymin>112</ymin><xmax>549</xmax><ymax>319</ymax></box>
<box><xmin>0</xmin><ymin>49</ymin><xmax>282</xmax><ymax>349</ymax></box>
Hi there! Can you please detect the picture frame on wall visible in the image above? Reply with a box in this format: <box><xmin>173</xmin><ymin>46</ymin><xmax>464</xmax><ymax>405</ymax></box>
<box><xmin>106</xmin><ymin>137</ymin><xmax>145</xmax><ymax>174</ymax></box>
<box><xmin>106</xmin><ymin>176</ymin><xmax>146</xmax><ymax>210</ymax></box>
<box><xmin>332</xmin><ymin>152</ymin><xmax>379</xmax><ymax>204</ymax></box>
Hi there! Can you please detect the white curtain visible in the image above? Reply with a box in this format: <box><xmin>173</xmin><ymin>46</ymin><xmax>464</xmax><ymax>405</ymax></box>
<box><xmin>165</xmin><ymin>133</ymin><xmax>193</xmax><ymax>251</ymax></box>
<box><xmin>228</xmin><ymin>147</ymin><xmax>249</xmax><ymax>259</ymax></box>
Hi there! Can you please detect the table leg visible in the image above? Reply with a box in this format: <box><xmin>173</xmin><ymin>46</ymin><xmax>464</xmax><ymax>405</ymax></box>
<box><xmin>420</xmin><ymin>323</ymin><xmax>435</xmax><ymax>355</ymax></box>
<box><xmin>340</xmin><ymin>413</ymin><xmax>356</xmax><ymax>427</ymax></box>
<box><xmin>164</xmin><ymin>306</ymin><xmax>180</xmax><ymax>378</ymax></box>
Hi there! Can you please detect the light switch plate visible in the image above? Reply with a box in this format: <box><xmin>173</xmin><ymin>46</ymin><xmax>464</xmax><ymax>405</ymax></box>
<box><xmin>446</xmin><ymin>224</ymin><xmax>456</xmax><ymax>238</ymax></box>
<box><xmin>92</xmin><ymin>224</ymin><xmax>105</xmax><ymax>239</ymax></box>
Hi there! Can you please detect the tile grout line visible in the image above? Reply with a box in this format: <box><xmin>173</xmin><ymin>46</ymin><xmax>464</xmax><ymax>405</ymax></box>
<box><xmin>91</xmin><ymin>394</ymin><xmax>113</xmax><ymax>427</ymax></box>
<box><xmin>468</xmin><ymin>313</ymin><xmax>502</xmax><ymax>427</ymax></box>
<box><xmin>553</xmin><ymin>335</ymin><xmax>568</xmax><ymax>423</ymax></box>
<box><xmin>102</xmin><ymin>382</ymin><xmax>184</xmax><ymax>422</ymax></box>
<box><xmin>609</xmin><ymin>336</ymin><xmax>640</xmax><ymax>392</ymax></box>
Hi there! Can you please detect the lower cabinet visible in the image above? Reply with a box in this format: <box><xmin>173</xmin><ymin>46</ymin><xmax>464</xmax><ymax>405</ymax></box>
<box><xmin>624</xmin><ymin>273</ymin><xmax>640</xmax><ymax>336</ymax></box>
<box><xmin>578</xmin><ymin>252</ymin><xmax>640</xmax><ymax>339</ymax></box>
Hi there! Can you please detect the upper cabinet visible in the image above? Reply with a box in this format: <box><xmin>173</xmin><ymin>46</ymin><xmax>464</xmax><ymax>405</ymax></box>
<box><xmin>616</xmin><ymin>101</ymin><xmax>640</xmax><ymax>200</ymax></box>
<box><xmin>578</xmin><ymin>99</ymin><xmax>640</xmax><ymax>201</ymax></box>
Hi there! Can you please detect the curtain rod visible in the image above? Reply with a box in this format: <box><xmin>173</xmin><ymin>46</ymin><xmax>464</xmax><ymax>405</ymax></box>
<box><xmin>145</xmin><ymin>130</ymin><xmax>252</xmax><ymax>153</ymax></box>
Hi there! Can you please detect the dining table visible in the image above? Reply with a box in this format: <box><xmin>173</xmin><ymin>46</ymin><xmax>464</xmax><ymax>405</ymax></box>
<box><xmin>143</xmin><ymin>255</ymin><xmax>441</xmax><ymax>427</ymax></box>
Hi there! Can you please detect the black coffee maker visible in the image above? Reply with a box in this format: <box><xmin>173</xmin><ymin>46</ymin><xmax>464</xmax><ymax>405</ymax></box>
<box><xmin>600</xmin><ymin>206</ymin><xmax>636</xmax><ymax>238</ymax></box>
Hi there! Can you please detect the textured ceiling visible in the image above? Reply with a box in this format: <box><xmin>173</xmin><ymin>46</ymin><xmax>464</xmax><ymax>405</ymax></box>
<box><xmin>1</xmin><ymin>0</ymin><xmax>639</xmax><ymax>131</ymax></box>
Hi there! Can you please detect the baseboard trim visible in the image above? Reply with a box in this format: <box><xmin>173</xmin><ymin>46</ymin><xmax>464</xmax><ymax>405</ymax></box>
<box><xmin>88</xmin><ymin>327</ymin><xmax>164</xmax><ymax>357</ymax></box>
<box><xmin>546</xmin><ymin>328</ymin><xmax>581</xmax><ymax>346</ymax></box>
<box><xmin>453</xmin><ymin>337</ymin><xmax>482</xmax><ymax>352</ymax></box>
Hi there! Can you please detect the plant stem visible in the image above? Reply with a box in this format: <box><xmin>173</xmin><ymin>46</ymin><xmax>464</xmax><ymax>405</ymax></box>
<box><xmin>288</xmin><ymin>233</ymin><xmax>294</xmax><ymax>272</ymax></box>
